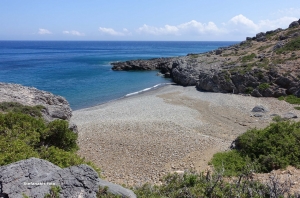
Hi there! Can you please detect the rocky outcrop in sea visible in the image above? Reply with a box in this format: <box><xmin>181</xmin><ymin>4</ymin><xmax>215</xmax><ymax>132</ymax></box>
<box><xmin>111</xmin><ymin>19</ymin><xmax>300</xmax><ymax>98</ymax></box>
<box><xmin>0</xmin><ymin>158</ymin><xmax>136</xmax><ymax>198</ymax></box>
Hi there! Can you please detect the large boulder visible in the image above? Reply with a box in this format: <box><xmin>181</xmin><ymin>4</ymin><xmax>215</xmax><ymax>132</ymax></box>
<box><xmin>171</xmin><ymin>59</ymin><xmax>199</xmax><ymax>86</ymax></box>
<box><xmin>0</xmin><ymin>158</ymin><xmax>136</xmax><ymax>198</ymax></box>
<box><xmin>289</xmin><ymin>21</ymin><xmax>299</xmax><ymax>28</ymax></box>
<box><xmin>0</xmin><ymin>83</ymin><xmax>72</xmax><ymax>122</ymax></box>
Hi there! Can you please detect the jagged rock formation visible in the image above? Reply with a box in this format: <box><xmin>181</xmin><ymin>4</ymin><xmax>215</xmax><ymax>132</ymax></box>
<box><xmin>111</xmin><ymin>20</ymin><xmax>300</xmax><ymax>98</ymax></box>
<box><xmin>0</xmin><ymin>83</ymin><xmax>72</xmax><ymax>122</ymax></box>
<box><xmin>0</xmin><ymin>158</ymin><xmax>136</xmax><ymax>198</ymax></box>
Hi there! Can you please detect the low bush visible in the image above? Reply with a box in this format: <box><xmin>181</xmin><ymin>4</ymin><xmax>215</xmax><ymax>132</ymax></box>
<box><xmin>276</xmin><ymin>36</ymin><xmax>300</xmax><ymax>54</ymax></box>
<box><xmin>133</xmin><ymin>170</ymin><xmax>296</xmax><ymax>198</ymax></box>
<box><xmin>0</xmin><ymin>102</ymin><xmax>101</xmax><ymax>175</ymax></box>
<box><xmin>211</xmin><ymin>121</ymin><xmax>300</xmax><ymax>175</ymax></box>
<box><xmin>258</xmin><ymin>83</ymin><xmax>270</xmax><ymax>90</ymax></box>
<box><xmin>285</xmin><ymin>95</ymin><xmax>300</xmax><ymax>104</ymax></box>
<box><xmin>0</xmin><ymin>102</ymin><xmax>44</xmax><ymax>118</ymax></box>
<box><xmin>209</xmin><ymin>150</ymin><xmax>251</xmax><ymax>176</ymax></box>
<box><xmin>241</xmin><ymin>53</ymin><xmax>256</xmax><ymax>62</ymax></box>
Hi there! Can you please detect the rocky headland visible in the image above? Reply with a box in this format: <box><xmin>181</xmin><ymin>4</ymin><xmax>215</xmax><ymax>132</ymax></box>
<box><xmin>111</xmin><ymin>19</ymin><xmax>300</xmax><ymax>98</ymax></box>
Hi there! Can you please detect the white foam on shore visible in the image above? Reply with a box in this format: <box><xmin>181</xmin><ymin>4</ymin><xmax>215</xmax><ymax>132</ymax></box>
<box><xmin>125</xmin><ymin>83</ymin><xmax>172</xmax><ymax>97</ymax></box>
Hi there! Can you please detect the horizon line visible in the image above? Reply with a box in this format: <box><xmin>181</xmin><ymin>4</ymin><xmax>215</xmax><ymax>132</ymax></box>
<box><xmin>0</xmin><ymin>40</ymin><xmax>242</xmax><ymax>42</ymax></box>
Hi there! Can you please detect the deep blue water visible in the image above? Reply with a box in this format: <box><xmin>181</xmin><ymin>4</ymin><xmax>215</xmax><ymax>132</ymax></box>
<box><xmin>0</xmin><ymin>41</ymin><xmax>238</xmax><ymax>110</ymax></box>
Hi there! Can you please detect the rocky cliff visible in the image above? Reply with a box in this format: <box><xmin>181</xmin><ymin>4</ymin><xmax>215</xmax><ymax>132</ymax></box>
<box><xmin>0</xmin><ymin>83</ymin><xmax>72</xmax><ymax>122</ymax></box>
<box><xmin>0</xmin><ymin>158</ymin><xmax>136</xmax><ymax>198</ymax></box>
<box><xmin>111</xmin><ymin>19</ymin><xmax>300</xmax><ymax>98</ymax></box>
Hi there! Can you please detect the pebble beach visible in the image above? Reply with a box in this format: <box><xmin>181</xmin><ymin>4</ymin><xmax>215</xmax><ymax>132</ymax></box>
<box><xmin>71</xmin><ymin>84</ymin><xmax>299</xmax><ymax>186</ymax></box>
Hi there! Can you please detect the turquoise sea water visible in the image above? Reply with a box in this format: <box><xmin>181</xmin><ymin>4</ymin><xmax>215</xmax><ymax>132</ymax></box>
<box><xmin>0</xmin><ymin>41</ymin><xmax>238</xmax><ymax>110</ymax></box>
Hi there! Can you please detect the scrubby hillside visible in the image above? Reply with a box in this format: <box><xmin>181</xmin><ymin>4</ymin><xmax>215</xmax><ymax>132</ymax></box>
<box><xmin>112</xmin><ymin>19</ymin><xmax>300</xmax><ymax>98</ymax></box>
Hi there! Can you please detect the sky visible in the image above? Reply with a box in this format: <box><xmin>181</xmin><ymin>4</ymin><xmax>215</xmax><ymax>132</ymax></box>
<box><xmin>0</xmin><ymin>0</ymin><xmax>300</xmax><ymax>41</ymax></box>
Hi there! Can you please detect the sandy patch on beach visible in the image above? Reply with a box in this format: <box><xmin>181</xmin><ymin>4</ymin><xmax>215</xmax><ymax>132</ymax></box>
<box><xmin>71</xmin><ymin>85</ymin><xmax>299</xmax><ymax>186</ymax></box>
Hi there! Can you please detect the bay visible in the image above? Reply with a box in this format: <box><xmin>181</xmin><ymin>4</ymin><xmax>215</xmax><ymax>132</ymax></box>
<box><xmin>0</xmin><ymin>41</ymin><xmax>238</xmax><ymax>110</ymax></box>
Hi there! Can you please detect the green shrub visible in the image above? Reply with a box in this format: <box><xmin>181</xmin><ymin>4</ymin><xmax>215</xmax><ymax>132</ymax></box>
<box><xmin>39</xmin><ymin>146</ymin><xmax>85</xmax><ymax>168</ymax></box>
<box><xmin>241</xmin><ymin>53</ymin><xmax>256</xmax><ymax>62</ymax></box>
<box><xmin>285</xmin><ymin>95</ymin><xmax>300</xmax><ymax>104</ymax></box>
<box><xmin>294</xmin><ymin>106</ymin><xmax>300</xmax><ymax>110</ymax></box>
<box><xmin>0</xmin><ymin>102</ymin><xmax>44</xmax><ymax>118</ymax></box>
<box><xmin>41</xmin><ymin>120</ymin><xmax>78</xmax><ymax>151</ymax></box>
<box><xmin>210</xmin><ymin>150</ymin><xmax>251</xmax><ymax>176</ymax></box>
<box><xmin>134</xmin><ymin>171</ymin><xmax>272</xmax><ymax>198</ymax></box>
<box><xmin>272</xmin><ymin>115</ymin><xmax>285</xmax><ymax>122</ymax></box>
<box><xmin>0</xmin><ymin>137</ymin><xmax>39</xmax><ymax>166</ymax></box>
<box><xmin>245</xmin><ymin>87</ymin><xmax>254</xmax><ymax>94</ymax></box>
<box><xmin>236</xmin><ymin>121</ymin><xmax>300</xmax><ymax>172</ymax></box>
<box><xmin>44</xmin><ymin>186</ymin><xmax>61</xmax><ymax>198</ymax></box>
<box><xmin>0</xmin><ymin>109</ymin><xmax>101</xmax><ymax>176</ymax></box>
<box><xmin>258</xmin><ymin>83</ymin><xmax>270</xmax><ymax>90</ymax></box>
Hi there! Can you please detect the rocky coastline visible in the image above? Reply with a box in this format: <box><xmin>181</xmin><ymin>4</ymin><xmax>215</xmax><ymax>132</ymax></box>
<box><xmin>111</xmin><ymin>19</ymin><xmax>300</xmax><ymax>98</ymax></box>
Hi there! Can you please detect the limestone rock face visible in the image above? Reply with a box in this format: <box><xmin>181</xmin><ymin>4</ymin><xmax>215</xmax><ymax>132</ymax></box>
<box><xmin>0</xmin><ymin>83</ymin><xmax>72</xmax><ymax>122</ymax></box>
<box><xmin>0</xmin><ymin>158</ymin><xmax>136</xmax><ymax>198</ymax></box>
<box><xmin>171</xmin><ymin>59</ymin><xmax>200</xmax><ymax>86</ymax></box>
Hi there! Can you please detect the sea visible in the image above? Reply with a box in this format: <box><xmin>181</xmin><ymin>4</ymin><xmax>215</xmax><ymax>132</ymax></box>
<box><xmin>0</xmin><ymin>41</ymin><xmax>238</xmax><ymax>110</ymax></box>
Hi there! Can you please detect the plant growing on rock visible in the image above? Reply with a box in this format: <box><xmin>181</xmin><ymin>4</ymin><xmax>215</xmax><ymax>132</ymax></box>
<box><xmin>258</xmin><ymin>83</ymin><xmax>270</xmax><ymax>90</ymax></box>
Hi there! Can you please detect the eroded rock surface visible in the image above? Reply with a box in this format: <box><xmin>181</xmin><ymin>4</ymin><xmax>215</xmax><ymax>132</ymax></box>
<box><xmin>0</xmin><ymin>158</ymin><xmax>136</xmax><ymax>198</ymax></box>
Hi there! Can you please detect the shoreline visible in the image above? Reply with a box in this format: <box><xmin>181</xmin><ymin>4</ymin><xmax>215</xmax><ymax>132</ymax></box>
<box><xmin>72</xmin><ymin>84</ymin><xmax>299</xmax><ymax>186</ymax></box>
<box><xmin>74</xmin><ymin>82</ymin><xmax>174</xmax><ymax>112</ymax></box>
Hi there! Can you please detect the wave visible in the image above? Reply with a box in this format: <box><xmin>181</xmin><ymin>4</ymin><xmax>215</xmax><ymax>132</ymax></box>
<box><xmin>125</xmin><ymin>83</ymin><xmax>172</xmax><ymax>97</ymax></box>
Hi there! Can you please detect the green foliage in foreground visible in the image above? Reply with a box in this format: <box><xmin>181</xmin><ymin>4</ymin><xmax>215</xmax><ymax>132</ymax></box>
<box><xmin>0</xmin><ymin>103</ymin><xmax>100</xmax><ymax>176</ymax></box>
<box><xmin>133</xmin><ymin>171</ymin><xmax>286</xmax><ymax>198</ymax></box>
<box><xmin>211</xmin><ymin>121</ymin><xmax>300</xmax><ymax>176</ymax></box>
<box><xmin>0</xmin><ymin>101</ymin><xmax>44</xmax><ymax>118</ymax></box>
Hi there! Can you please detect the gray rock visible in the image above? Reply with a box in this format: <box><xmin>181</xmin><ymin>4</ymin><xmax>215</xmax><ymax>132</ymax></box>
<box><xmin>252</xmin><ymin>105</ymin><xmax>268</xmax><ymax>113</ymax></box>
<box><xmin>68</xmin><ymin>123</ymin><xmax>79</xmax><ymax>133</ymax></box>
<box><xmin>256</xmin><ymin>36</ymin><xmax>266</xmax><ymax>42</ymax></box>
<box><xmin>279</xmin><ymin>35</ymin><xmax>288</xmax><ymax>40</ymax></box>
<box><xmin>273</xmin><ymin>41</ymin><xmax>285</xmax><ymax>50</ymax></box>
<box><xmin>283</xmin><ymin>112</ymin><xmax>298</xmax><ymax>119</ymax></box>
<box><xmin>171</xmin><ymin>60</ymin><xmax>199</xmax><ymax>86</ymax></box>
<box><xmin>0</xmin><ymin>83</ymin><xmax>72</xmax><ymax>122</ymax></box>
<box><xmin>215</xmin><ymin>49</ymin><xmax>222</xmax><ymax>55</ymax></box>
<box><xmin>289</xmin><ymin>21</ymin><xmax>299</xmax><ymax>28</ymax></box>
<box><xmin>253</xmin><ymin>113</ymin><xmax>263</xmax><ymax>117</ymax></box>
<box><xmin>0</xmin><ymin>158</ymin><xmax>136</xmax><ymax>198</ymax></box>
<box><xmin>256</xmin><ymin>32</ymin><xmax>266</xmax><ymax>39</ymax></box>
<box><xmin>251</xmin><ymin>89</ymin><xmax>263</xmax><ymax>97</ymax></box>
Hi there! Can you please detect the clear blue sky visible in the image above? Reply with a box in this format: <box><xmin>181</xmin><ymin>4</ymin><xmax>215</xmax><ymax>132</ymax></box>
<box><xmin>1</xmin><ymin>0</ymin><xmax>299</xmax><ymax>41</ymax></box>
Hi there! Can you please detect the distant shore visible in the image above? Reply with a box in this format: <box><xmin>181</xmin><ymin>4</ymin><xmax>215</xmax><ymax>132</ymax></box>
<box><xmin>71</xmin><ymin>84</ymin><xmax>299</xmax><ymax>186</ymax></box>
